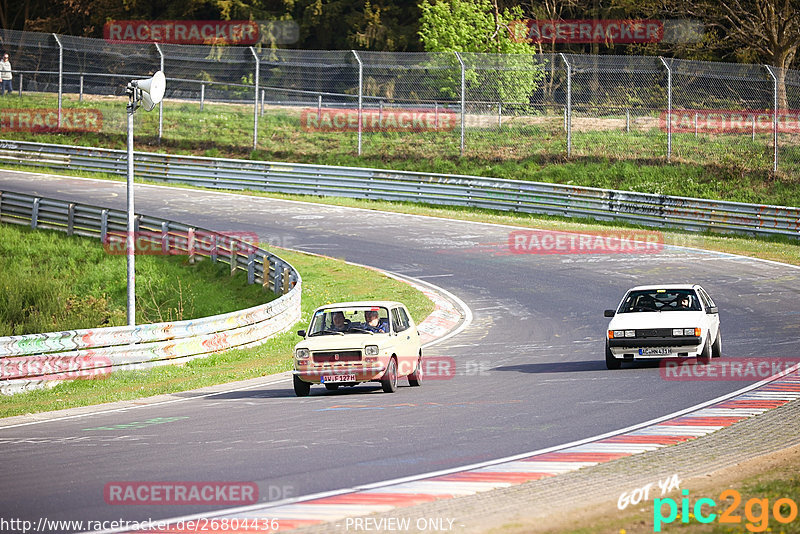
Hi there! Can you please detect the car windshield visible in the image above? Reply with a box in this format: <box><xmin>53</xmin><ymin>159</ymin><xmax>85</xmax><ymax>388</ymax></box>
<box><xmin>618</xmin><ymin>289</ymin><xmax>701</xmax><ymax>313</ymax></box>
<box><xmin>307</xmin><ymin>306</ymin><xmax>390</xmax><ymax>335</ymax></box>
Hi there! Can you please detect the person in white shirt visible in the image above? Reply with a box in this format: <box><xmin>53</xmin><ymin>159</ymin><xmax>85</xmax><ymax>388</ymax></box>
<box><xmin>0</xmin><ymin>54</ymin><xmax>13</xmax><ymax>95</ymax></box>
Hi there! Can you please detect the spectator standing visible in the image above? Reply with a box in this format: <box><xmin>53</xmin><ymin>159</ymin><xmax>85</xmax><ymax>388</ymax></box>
<box><xmin>0</xmin><ymin>53</ymin><xmax>12</xmax><ymax>95</ymax></box>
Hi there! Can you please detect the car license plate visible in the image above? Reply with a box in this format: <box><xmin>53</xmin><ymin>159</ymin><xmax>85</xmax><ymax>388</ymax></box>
<box><xmin>321</xmin><ymin>374</ymin><xmax>356</xmax><ymax>383</ymax></box>
<box><xmin>639</xmin><ymin>348</ymin><xmax>671</xmax><ymax>356</ymax></box>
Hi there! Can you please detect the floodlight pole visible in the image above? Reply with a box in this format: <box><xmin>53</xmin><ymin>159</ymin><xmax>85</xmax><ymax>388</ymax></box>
<box><xmin>126</xmin><ymin>84</ymin><xmax>138</xmax><ymax>326</ymax></box>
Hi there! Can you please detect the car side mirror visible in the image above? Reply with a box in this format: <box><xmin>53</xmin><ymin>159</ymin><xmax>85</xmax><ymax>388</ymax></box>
<box><xmin>297</xmin><ymin>330</ymin><xmax>306</xmax><ymax>337</ymax></box>
<box><xmin>604</xmin><ymin>309</ymin><xmax>616</xmax><ymax>317</ymax></box>
<box><xmin>706</xmin><ymin>306</ymin><xmax>718</xmax><ymax>314</ymax></box>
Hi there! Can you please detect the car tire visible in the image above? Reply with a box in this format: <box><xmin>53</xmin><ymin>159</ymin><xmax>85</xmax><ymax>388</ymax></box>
<box><xmin>293</xmin><ymin>375</ymin><xmax>311</xmax><ymax>397</ymax></box>
<box><xmin>381</xmin><ymin>358</ymin><xmax>398</xmax><ymax>393</ymax></box>
<box><xmin>324</xmin><ymin>383</ymin><xmax>339</xmax><ymax>391</ymax></box>
<box><xmin>712</xmin><ymin>331</ymin><xmax>722</xmax><ymax>358</ymax></box>
<box><xmin>408</xmin><ymin>354</ymin><xmax>423</xmax><ymax>387</ymax></box>
<box><xmin>605</xmin><ymin>341</ymin><xmax>621</xmax><ymax>370</ymax></box>
<box><xmin>697</xmin><ymin>339</ymin><xmax>712</xmax><ymax>364</ymax></box>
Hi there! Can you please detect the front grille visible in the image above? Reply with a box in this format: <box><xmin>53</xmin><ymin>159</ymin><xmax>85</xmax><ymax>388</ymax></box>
<box><xmin>312</xmin><ymin>350</ymin><xmax>362</xmax><ymax>363</ymax></box>
<box><xmin>636</xmin><ymin>328</ymin><xmax>673</xmax><ymax>338</ymax></box>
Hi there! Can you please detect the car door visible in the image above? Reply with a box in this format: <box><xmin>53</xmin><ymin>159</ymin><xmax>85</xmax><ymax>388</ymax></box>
<box><xmin>696</xmin><ymin>288</ymin><xmax>720</xmax><ymax>342</ymax></box>
<box><xmin>391</xmin><ymin>306</ymin><xmax>416</xmax><ymax>375</ymax></box>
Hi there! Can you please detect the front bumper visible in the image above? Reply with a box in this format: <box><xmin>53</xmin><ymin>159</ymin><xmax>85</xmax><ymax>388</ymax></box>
<box><xmin>293</xmin><ymin>363</ymin><xmax>387</xmax><ymax>384</ymax></box>
<box><xmin>608</xmin><ymin>336</ymin><xmax>703</xmax><ymax>359</ymax></box>
<box><xmin>609</xmin><ymin>336</ymin><xmax>701</xmax><ymax>348</ymax></box>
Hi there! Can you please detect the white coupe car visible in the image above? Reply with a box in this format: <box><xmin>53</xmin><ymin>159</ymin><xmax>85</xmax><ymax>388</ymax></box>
<box><xmin>604</xmin><ymin>284</ymin><xmax>721</xmax><ymax>369</ymax></box>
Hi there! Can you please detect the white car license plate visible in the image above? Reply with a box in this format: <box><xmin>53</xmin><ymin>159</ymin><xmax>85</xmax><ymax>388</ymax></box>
<box><xmin>322</xmin><ymin>374</ymin><xmax>356</xmax><ymax>383</ymax></box>
<box><xmin>639</xmin><ymin>348</ymin><xmax>671</xmax><ymax>356</ymax></box>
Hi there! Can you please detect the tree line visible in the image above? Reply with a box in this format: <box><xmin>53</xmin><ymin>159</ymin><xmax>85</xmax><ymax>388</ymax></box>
<box><xmin>2</xmin><ymin>0</ymin><xmax>797</xmax><ymax>74</ymax></box>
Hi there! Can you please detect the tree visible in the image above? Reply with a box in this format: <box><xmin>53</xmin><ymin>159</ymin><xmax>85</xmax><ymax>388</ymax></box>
<box><xmin>661</xmin><ymin>0</ymin><xmax>799</xmax><ymax>108</ymax></box>
<box><xmin>418</xmin><ymin>0</ymin><xmax>544</xmax><ymax>105</ymax></box>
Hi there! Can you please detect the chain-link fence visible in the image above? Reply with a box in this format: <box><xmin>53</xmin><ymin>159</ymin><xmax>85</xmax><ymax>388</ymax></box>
<box><xmin>1</xmin><ymin>29</ymin><xmax>798</xmax><ymax>178</ymax></box>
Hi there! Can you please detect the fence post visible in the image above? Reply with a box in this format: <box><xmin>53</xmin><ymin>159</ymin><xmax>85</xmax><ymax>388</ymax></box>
<box><xmin>560</xmin><ymin>53</ymin><xmax>571</xmax><ymax>157</ymax></box>
<box><xmin>52</xmin><ymin>34</ymin><xmax>63</xmax><ymax>128</ymax></box>
<box><xmin>317</xmin><ymin>94</ymin><xmax>322</xmax><ymax>121</ymax></box>
<box><xmin>261</xmin><ymin>89</ymin><xmax>265</xmax><ymax>116</ymax></box>
<box><xmin>155</xmin><ymin>43</ymin><xmax>165</xmax><ymax>143</ymax></box>
<box><xmin>659</xmin><ymin>56</ymin><xmax>672</xmax><ymax>162</ymax></box>
<box><xmin>249</xmin><ymin>46</ymin><xmax>259</xmax><ymax>150</ymax></box>
<box><xmin>200</xmin><ymin>83</ymin><xmax>205</xmax><ymax>111</ymax></box>
<box><xmin>79</xmin><ymin>75</ymin><xmax>83</xmax><ymax>102</ymax></box>
<box><xmin>454</xmin><ymin>51</ymin><xmax>465</xmax><ymax>156</ymax></box>
<box><xmin>626</xmin><ymin>109</ymin><xmax>630</xmax><ymax>133</ymax></box>
<box><xmin>18</xmin><ymin>73</ymin><xmax>22</xmax><ymax>96</ymax></box>
<box><xmin>352</xmin><ymin>50</ymin><xmax>363</xmax><ymax>156</ymax></box>
<box><xmin>498</xmin><ymin>102</ymin><xmax>502</xmax><ymax>128</ymax></box>
<box><xmin>764</xmin><ymin>65</ymin><xmax>779</xmax><ymax>174</ymax></box>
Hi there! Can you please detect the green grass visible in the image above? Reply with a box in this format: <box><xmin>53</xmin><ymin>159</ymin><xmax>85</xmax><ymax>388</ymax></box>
<box><xmin>0</xmin><ymin>240</ymin><xmax>434</xmax><ymax>418</ymax></box>
<box><xmin>0</xmin><ymin>222</ymin><xmax>273</xmax><ymax>336</ymax></box>
<box><xmin>2</xmin><ymin>92</ymin><xmax>798</xmax><ymax>207</ymax></box>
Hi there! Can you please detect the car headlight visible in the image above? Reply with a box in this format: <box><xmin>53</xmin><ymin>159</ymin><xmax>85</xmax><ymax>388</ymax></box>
<box><xmin>624</xmin><ymin>330</ymin><xmax>635</xmax><ymax>338</ymax></box>
<box><xmin>673</xmin><ymin>328</ymin><xmax>683</xmax><ymax>336</ymax></box>
<box><xmin>365</xmin><ymin>345</ymin><xmax>379</xmax><ymax>356</ymax></box>
<box><xmin>295</xmin><ymin>348</ymin><xmax>310</xmax><ymax>359</ymax></box>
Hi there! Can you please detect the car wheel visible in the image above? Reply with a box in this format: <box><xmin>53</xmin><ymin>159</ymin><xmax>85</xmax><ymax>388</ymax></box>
<box><xmin>293</xmin><ymin>375</ymin><xmax>311</xmax><ymax>397</ymax></box>
<box><xmin>324</xmin><ymin>383</ymin><xmax>339</xmax><ymax>391</ymax></box>
<box><xmin>408</xmin><ymin>354</ymin><xmax>423</xmax><ymax>387</ymax></box>
<box><xmin>381</xmin><ymin>358</ymin><xmax>398</xmax><ymax>393</ymax></box>
<box><xmin>605</xmin><ymin>341</ymin><xmax>621</xmax><ymax>370</ymax></box>
<box><xmin>712</xmin><ymin>331</ymin><xmax>722</xmax><ymax>358</ymax></box>
<box><xmin>697</xmin><ymin>339</ymin><xmax>712</xmax><ymax>364</ymax></box>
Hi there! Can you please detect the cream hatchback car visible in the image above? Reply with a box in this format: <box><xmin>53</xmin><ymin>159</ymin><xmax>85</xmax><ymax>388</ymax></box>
<box><xmin>604</xmin><ymin>284</ymin><xmax>721</xmax><ymax>369</ymax></box>
<box><xmin>292</xmin><ymin>301</ymin><xmax>422</xmax><ymax>396</ymax></box>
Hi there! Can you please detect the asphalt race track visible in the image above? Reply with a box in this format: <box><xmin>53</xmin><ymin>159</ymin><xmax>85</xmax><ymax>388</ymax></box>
<box><xmin>1</xmin><ymin>170</ymin><xmax>799</xmax><ymax>532</ymax></box>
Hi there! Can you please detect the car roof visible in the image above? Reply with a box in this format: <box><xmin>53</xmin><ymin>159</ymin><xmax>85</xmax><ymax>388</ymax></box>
<box><xmin>313</xmin><ymin>301</ymin><xmax>406</xmax><ymax>310</ymax></box>
<box><xmin>626</xmin><ymin>284</ymin><xmax>702</xmax><ymax>292</ymax></box>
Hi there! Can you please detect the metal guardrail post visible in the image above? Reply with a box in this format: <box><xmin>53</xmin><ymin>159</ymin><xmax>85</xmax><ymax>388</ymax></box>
<box><xmin>560</xmin><ymin>53</ymin><xmax>571</xmax><ymax>157</ymax></box>
<box><xmin>249</xmin><ymin>47</ymin><xmax>259</xmax><ymax>150</ymax></box>
<box><xmin>67</xmin><ymin>203</ymin><xmax>75</xmax><ymax>235</ymax></box>
<box><xmin>18</xmin><ymin>73</ymin><xmax>22</xmax><ymax>96</ymax></box>
<box><xmin>262</xmin><ymin>254</ymin><xmax>270</xmax><ymax>290</ymax></box>
<box><xmin>200</xmin><ymin>83</ymin><xmax>205</xmax><ymax>111</ymax></box>
<box><xmin>52</xmin><ymin>34</ymin><xmax>63</xmax><ymax>128</ymax></box>
<box><xmin>31</xmin><ymin>198</ymin><xmax>40</xmax><ymax>229</ymax></box>
<box><xmin>352</xmin><ymin>50</ymin><xmax>363</xmax><ymax>156</ymax></box>
<box><xmin>660</xmin><ymin>57</ymin><xmax>672</xmax><ymax>162</ymax></box>
<box><xmin>282</xmin><ymin>267</ymin><xmax>290</xmax><ymax>295</ymax></box>
<box><xmin>247</xmin><ymin>254</ymin><xmax>255</xmax><ymax>284</ymax></box>
<box><xmin>155</xmin><ymin>43</ymin><xmax>165</xmax><ymax>143</ymax></box>
<box><xmin>764</xmin><ymin>65</ymin><xmax>779</xmax><ymax>174</ymax></box>
<box><xmin>230</xmin><ymin>240</ymin><xmax>238</xmax><ymax>276</ymax></box>
<box><xmin>454</xmin><ymin>51</ymin><xmax>465</xmax><ymax>157</ymax></box>
<box><xmin>79</xmin><ymin>75</ymin><xmax>83</xmax><ymax>102</ymax></box>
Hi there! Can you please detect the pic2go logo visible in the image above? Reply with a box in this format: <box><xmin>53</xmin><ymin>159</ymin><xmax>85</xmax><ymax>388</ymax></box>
<box><xmin>654</xmin><ymin>489</ymin><xmax>799</xmax><ymax>532</ymax></box>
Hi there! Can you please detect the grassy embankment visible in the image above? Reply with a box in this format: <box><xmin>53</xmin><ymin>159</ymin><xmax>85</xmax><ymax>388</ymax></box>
<box><xmin>0</xmin><ymin>92</ymin><xmax>798</xmax><ymax>206</ymax></box>
<box><xmin>0</xmin><ymin>222</ymin><xmax>433</xmax><ymax>418</ymax></box>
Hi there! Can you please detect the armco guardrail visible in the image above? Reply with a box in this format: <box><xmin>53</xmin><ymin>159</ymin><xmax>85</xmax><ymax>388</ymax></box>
<box><xmin>2</xmin><ymin>139</ymin><xmax>799</xmax><ymax>238</ymax></box>
<box><xmin>0</xmin><ymin>190</ymin><xmax>301</xmax><ymax>395</ymax></box>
